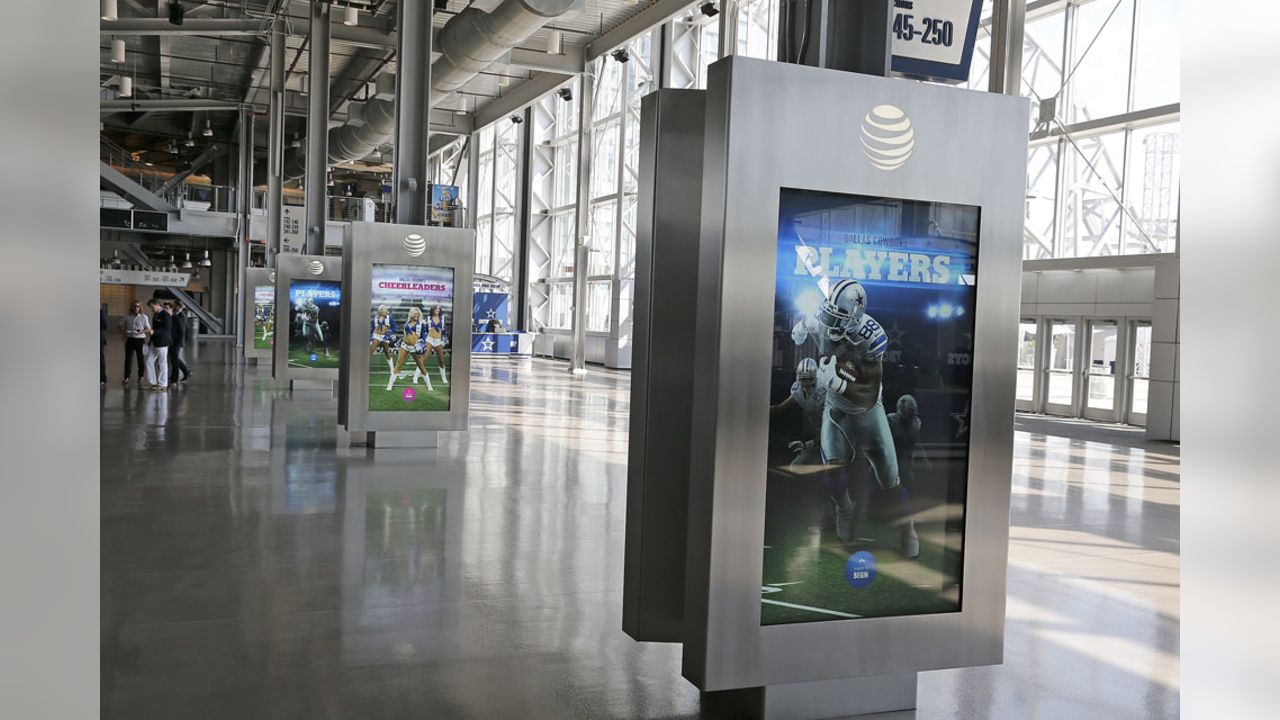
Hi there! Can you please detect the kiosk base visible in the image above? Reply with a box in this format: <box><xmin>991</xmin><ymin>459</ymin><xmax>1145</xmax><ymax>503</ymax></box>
<box><xmin>368</xmin><ymin>430</ymin><xmax>438</xmax><ymax>449</ymax></box>
<box><xmin>701</xmin><ymin>672</ymin><xmax>916</xmax><ymax>720</ymax></box>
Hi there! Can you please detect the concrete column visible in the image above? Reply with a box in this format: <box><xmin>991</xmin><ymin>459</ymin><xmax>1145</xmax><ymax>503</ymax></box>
<box><xmin>1146</xmin><ymin>257</ymin><xmax>1180</xmax><ymax>441</ymax></box>
<box><xmin>569</xmin><ymin>71</ymin><xmax>596</xmax><ymax>374</ymax></box>
<box><xmin>266</xmin><ymin>20</ymin><xmax>285</xmax><ymax>266</ymax></box>
<box><xmin>305</xmin><ymin>0</ymin><xmax>331</xmax><ymax>255</ymax></box>
<box><xmin>392</xmin><ymin>0</ymin><xmax>433</xmax><ymax>225</ymax></box>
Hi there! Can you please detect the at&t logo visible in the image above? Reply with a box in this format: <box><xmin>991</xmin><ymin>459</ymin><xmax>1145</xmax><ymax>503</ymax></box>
<box><xmin>860</xmin><ymin>104</ymin><xmax>914</xmax><ymax>171</ymax></box>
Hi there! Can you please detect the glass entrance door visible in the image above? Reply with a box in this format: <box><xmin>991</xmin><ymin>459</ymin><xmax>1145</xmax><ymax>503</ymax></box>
<box><xmin>1016</xmin><ymin>320</ymin><xmax>1038</xmax><ymax>412</ymax></box>
<box><xmin>1127</xmin><ymin>321</ymin><xmax>1152</xmax><ymax>425</ymax></box>
<box><xmin>1084</xmin><ymin>320</ymin><xmax>1120</xmax><ymax>421</ymax></box>
<box><xmin>1044</xmin><ymin>321</ymin><xmax>1077</xmax><ymax>416</ymax></box>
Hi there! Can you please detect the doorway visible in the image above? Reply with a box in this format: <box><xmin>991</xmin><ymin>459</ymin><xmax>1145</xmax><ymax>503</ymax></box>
<box><xmin>1127</xmin><ymin>321</ymin><xmax>1152</xmax><ymax>426</ymax></box>
<box><xmin>1015</xmin><ymin>320</ymin><xmax>1038</xmax><ymax>412</ymax></box>
<box><xmin>1044</xmin><ymin>320</ymin><xmax>1077</xmax><ymax>416</ymax></box>
<box><xmin>1083</xmin><ymin>320</ymin><xmax>1119</xmax><ymax>421</ymax></box>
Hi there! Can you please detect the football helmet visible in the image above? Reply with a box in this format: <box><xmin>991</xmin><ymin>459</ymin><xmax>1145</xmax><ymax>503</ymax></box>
<box><xmin>817</xmin><ymin>279</ymin><xmax>868</xmax><ymax>340</ymax></box>
<box><xmin>896</xmin><ymin>394</ymin><xmax>918</xmax><ymax>416</ymax></box>
<box><xmin>795</xmin><ymin>357</ymin><xmax>818</xmax><ymax>382</ymax></box>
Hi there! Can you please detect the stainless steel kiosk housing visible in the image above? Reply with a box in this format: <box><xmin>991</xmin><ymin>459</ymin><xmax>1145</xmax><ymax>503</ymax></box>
<box><xmin>243</xmin><ymin>267</ymin><xmax>275</xmax><ymax>362</ymax></box>
<box><xmin>679</xmin><ymin>56</ymin><xmax>1029</xmax><ymax>714</ymax></box>
<box><xmin>625</xmin><ymin>88</ymin><xmax>707</xmax><ymax>644</ymax></box>
<box><xmin>337</xmin><ymin>222</ymin><xmax>474</xmax><ymax>434</ymax></box>
<box><xmin>273</xmin><ymin>253</ymin><xmax>343</xmax><ymax>385</ymax></box>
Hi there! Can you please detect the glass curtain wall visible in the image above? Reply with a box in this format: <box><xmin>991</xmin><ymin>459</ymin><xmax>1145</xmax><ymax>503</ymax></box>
<box><xmin>471</xmin><ymin>121</ymin><xmax>521</xmax><ymax>283</ymax></box>
<box><xmin>528</xmin><ymin>79</ymin><xmax>580</xmax><ymax>331</ymax></box>
<box><xmin>968</xmin><ymin>0</ymin><xmax>1180</xmax><ymax>259</ymax></box>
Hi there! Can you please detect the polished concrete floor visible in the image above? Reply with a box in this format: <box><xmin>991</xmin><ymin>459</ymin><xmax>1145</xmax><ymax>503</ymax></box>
<box><xmin>101</xmin><ymin>339</ymin><xmax>1179</xmax><ymax>719</ymax></box>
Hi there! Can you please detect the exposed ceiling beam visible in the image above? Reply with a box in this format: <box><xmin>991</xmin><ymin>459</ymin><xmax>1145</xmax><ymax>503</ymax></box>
<box><xmin>101</xmin><ymin>17</ymin><xmax>392</xmax><ymax>47</ymax></box>
<box><xmin>102</xmin><ymin>96</ymin><xmax>474</xmax><ymax>136</ymax></box>
<box><xmin>585</xmin><ymin>0</ymin><xmax>690</xmax><ymax>62</ymax></box>
<box><xmin>474</xmin><ymin>71</ymin><xmax>574</xmax><ymax>129</ymax></box>
<box><xmin>503</xmin><ymin>45</ymin><xmax>584</xmax><ymax>74</ymax></box>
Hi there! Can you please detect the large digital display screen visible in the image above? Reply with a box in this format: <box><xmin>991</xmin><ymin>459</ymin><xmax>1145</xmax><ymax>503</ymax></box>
<box><xmin>761</xmin><ymin>188</ymin><xmax>979</xmax><ymax>625</ymax></box>
<box><xmin>286</xmin><ymin>280</ymin><xmax>341</xmax><ymax>369</ymax></box>
<box><xmin>253</xmin><ymin>285</ymin><xmax>275</xmax><ymax>351</ymax></box>
<box><xmin>367</xmin><ymin>264</ymin><xmax>454</xmax><ymax>412</ymax></box>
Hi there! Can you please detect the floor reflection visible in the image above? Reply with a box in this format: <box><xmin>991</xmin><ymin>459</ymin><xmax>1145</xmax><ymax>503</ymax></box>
<box><xmin>101</xmin><ymin>341</ymin><xmax>1178</xmax><ymax>719</ymax></box>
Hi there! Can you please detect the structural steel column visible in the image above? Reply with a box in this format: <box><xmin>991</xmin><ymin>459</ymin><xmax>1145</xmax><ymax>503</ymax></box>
<box><xmin>1003</xmin><ymin>0</ymin><xmax>1026</xmax><ymax>96</ymax></box>
<box><xmin>393</xmin><ymin>0</ymin><xmax>433</xmax><ymax>225</ymax></box>
<box><xmin>569</xmin><ymin>70</ymin><xmax>596</xmax><ymax>374</ymax></box>
<box><xmin>717</xmin><ymin>0</ymin><xmax>739</xmax><ymax>59</ymax></box>
<box><xmin>267</xmin><ymin>20</ymin><xmax>285</xmax><ymax>266</ymax></box>
<box><xmin>236</xmin><ymin>109</ymin><xmax>255</xmax><ymax>349</ymax></box>
<box><xmin>305</xmin><ymin>0</ymin><xmax>332</xmax><ymax>254</ymax></box>
<box><xmin>466</xmin><ymin>133</ymin><xmax>481</xmax><ymax>228</ymax></box>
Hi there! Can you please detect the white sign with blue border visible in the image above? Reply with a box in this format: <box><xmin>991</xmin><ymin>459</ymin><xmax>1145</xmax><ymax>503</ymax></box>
<box><xmin>890</xmin><ymin>0</ymin><xmax>985</xmax><ymax>84</ymax></box>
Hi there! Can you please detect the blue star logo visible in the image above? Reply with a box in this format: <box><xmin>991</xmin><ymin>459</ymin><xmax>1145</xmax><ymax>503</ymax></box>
<box><xmin>480</xmin><ymin>337</ymin><xmax>495</xmax><ymax>352</ymax></box>
<box><xmin>951</xmin><ymin>401</ymin><xmax>970</xmax><ymax>438</ymax></box>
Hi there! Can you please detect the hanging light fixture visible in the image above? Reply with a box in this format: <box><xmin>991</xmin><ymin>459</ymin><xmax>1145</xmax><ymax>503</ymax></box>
<box><xmin>167</xmin><ymin>255</ymin><xmax>179</xmax><ymax>273</ymax></box>
<box><xmin>546</xmin><ymin>29</ymin><xmax>563</xmax><ymax>55</ymax></box>
<box><xmin>111</xmin><ymin>38</ymin><xmax>126</xmax><ymax>64</ymax></box>
<box><xmin>183</xmin><ymin>132</ymin><xmax>195</xmax><ymax>148</ymax></box>
<box><xmin>110</xmin><ymin>250</ymin><xmax>123</xmax><ymax>270</ymax></box>
<box><xmin>101</xmin><ymin>0</ymin><xmax>118</xmax><ymax>21</ymax></box>
<box><xmin>181</xmin><ymin>252</ymin><xmax>194</xmax><ymax>270</ymax></box>
<box><xmin>343</xmin><ymin>4</ymin><xmax>359</xmax><ymax>26</ymax></box>
<box><xmin>203</xmin><ymin>118</ymin><xmax>213</xmax><ymax>137</ymax></box>
<box><xmin>119</xmin><ymin>75</ymin><xmax>132</xmax><ymax>98</ymax></box>
<box><xmin>199</xmin><ymin>249</ymin><xmax>213</xmax><ymax>268</ymax></box>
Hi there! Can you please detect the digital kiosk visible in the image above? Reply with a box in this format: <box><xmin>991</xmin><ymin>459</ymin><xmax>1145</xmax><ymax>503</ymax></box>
<box><xmin>337</xmin><ymin>223</ymin><xmax>474</xmax><ymax>448</ymax></box>
<box><xmin>243</xmin><ymin>267</ymin><xmax>276</xmax><ymax>363</ymax></box>
<box><xmin>273</xmin><ymin>253</ymin><xmax>343</xmax><ymax>389</ymax></box>
<box><xmin>625</xmin><ymin>55</ymin><xmax>1029</xmax><ymax>719</ymax></box>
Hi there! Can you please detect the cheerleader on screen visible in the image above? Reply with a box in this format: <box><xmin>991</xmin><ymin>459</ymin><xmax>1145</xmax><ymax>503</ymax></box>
<box><xmin>369</xmin><ymin>305</ymin><xmax>397</xmax><ymax>374</ymax></box>
<box><xmin>387</xmin><ymin>307</ymin><xmax>434</xmax><ymax>392</ymax></box>
<box><xmin>424</xmin><ymin>305</ymin><xmax>449</xmax><ymax>385</ymax></box>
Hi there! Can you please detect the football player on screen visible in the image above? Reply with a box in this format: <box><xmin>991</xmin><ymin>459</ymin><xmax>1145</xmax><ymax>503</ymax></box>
<box><xmin>769</xmin><ymin>358</ymin><xmax>826</xmax><ymax>468</ymax></box>
<box><xmin>791</xmin><ymin>278</ymin><xmax>920</xmax><ymax>559</ymax></box>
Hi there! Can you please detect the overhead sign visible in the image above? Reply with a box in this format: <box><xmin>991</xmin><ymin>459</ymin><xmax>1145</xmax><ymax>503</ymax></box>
<box><xmin>890</xmin><ymin>0</ymin><xmax>984</xmax><ymax>84</ymax></box>
<box><xmin>100</xmin><ymin>268</ymin><xmax>191</xmax><ymax>287</ymax></box>
<box><xmin>281</xmin><ymin>205</ymin><xmax>305</xmax><ymax>255</ymax></box>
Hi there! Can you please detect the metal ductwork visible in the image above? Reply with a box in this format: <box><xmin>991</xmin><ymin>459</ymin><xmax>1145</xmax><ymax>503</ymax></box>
<box><xmin>432</xmin><ymin>0</ymin><xmax>578</xmax><ymax>102</ymax></box>
<box><xmin>272</xmin><ymin>0</ymin><xmax>576</xmax><ymax>180</ymax></box>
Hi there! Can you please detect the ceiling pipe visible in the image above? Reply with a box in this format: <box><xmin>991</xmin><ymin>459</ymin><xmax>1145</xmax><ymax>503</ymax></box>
<box><xmin>271</xmin><ymin>0</ymin><xmax>577</xmax><ymax>181</ymax></box>
<box><xmin>431</xmin><ymin>0</ymin><xmax>577</xmax><ymax>103</ymax></box>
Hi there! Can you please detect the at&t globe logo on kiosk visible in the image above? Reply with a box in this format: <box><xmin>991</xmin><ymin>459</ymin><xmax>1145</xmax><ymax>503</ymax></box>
<box><xmin>403</xmin><ymin>233</ymin><xmax>426</xmax><ymax>257</ymax></box>
<box><xmin>860</xmin><ymin>104</ymin><xmax>914</xmax><ymax>171</ymax></box>
<box><xmin>307</xmin><ymin>259</ymin><xmax>325</xmax><ymax>275</ymax></box>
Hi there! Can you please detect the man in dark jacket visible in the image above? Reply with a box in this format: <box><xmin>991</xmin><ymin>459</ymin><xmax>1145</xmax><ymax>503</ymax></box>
<box><xmin>168</xmin><ymin>300</ymin><xmax>191</xmax><ymax>386</ymax></box>
<box><xmin>145</xmin><ymin>299</ymin><xmax>171</xmax><ymax>389</ymax></box>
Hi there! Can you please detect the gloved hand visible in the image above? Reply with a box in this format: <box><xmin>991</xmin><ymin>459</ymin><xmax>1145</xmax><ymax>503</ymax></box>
<box><xmin>817</xmin><ymin>356</ymin><xmax>848</xmax><ymax>394</ymax></box>
<box><xmin>791</xmin><ymin>316</ymin><xmax>817</xmax><ymax>346</ymax></box>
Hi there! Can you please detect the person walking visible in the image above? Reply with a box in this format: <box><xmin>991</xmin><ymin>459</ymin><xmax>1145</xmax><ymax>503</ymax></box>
<box><xmin>120</xmin><ymin>301</ymin><xmax>150</xmax><ymax>386</ymax></box>
<box><xmin>168</xmin><ymin>300</ymin><xmax>191</xmax><ymax>386</ymax></box>
<box><xmin>145</xmin><ymin>299</ymin><xmax>171</xmax><ymax>390</ymax></box>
